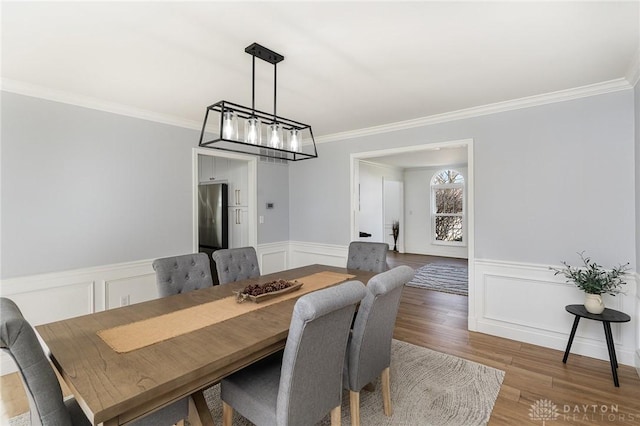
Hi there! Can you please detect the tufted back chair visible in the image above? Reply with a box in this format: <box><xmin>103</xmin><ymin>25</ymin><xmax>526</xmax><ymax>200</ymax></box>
<box><xmin>152</xmin><ymin>253</ymin><xmax>214</xmax><ymax>297</ymax></box>
<box><xmin>346</xmin><ymin>241</ymin><xmax>389</xmax><ymax>273</ymax></box>
<box><xmin>220</xmin><ymin>280</ymin><xmax>366</xmax><ymax>426</ymax></box>
<box><xmin>343</xmin><ymin>265</ymin><xmax>415</xmax><ymax>425</ymax></box>
<box><xmin>211</xmin><ymin>247</ymin><xmax>261</xmax><ymax>285</ymax></box>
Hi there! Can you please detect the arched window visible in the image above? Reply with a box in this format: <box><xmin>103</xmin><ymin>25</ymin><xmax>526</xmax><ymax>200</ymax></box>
<box><xmin>431</xmin><ymin>170</ymin><xmax>465</xmax><ymax>244</ymax></box>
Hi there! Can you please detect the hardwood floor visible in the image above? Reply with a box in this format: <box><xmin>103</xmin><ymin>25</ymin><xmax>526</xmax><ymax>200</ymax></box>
<box><xmin>3</xmin><ymin>252</ymin><xmax>639</xmax><ymax>424</ymax></box>
<box><xmin>390</xmin><ymin>251</ymin><xmax>640</xmax><ymax>425</ymax></box>
<box><xmin>387</xmin><ymin>250</ymin><xmax>468</xmax><ymax>269</ymax></box>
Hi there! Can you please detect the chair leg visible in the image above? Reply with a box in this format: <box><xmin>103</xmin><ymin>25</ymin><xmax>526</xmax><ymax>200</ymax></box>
<box><xmin>330</xmin><ymin>405</ymin><xmax>341</xmax><ymax>426</ymax></box>
<box><xmin>349</xmin><ymin>390</ymin><xmax>360</xmax><ymax>426</ymax></box>
<box><xmin>222</xmin><ymin>401</ymin><xmax>233</xmax><ymax>426</ymax></box>
<box><xmin>381</xmin><ymin>367</ymin><xmax>392</xmax><ymax>416</ymax></box>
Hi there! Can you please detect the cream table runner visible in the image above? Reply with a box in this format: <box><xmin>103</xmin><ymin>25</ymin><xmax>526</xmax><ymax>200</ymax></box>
<box><xmin>98</xmin><ymin>271</ymin><xmax>355</xmax><ymax>353</ymax></box>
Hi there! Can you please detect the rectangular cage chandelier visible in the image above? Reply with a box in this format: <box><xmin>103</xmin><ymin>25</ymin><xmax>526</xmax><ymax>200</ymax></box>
<box><xmin>198</xmin><ymin>43</ymin><xmax>318</xmax><ymax>161</ymax></box>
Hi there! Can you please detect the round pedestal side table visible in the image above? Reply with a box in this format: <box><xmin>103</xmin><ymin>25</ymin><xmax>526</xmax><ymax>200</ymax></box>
<box><xmin>562</xmin><ymin>304</ymin><xmax>630</xmax><ymax>387</ymax></box>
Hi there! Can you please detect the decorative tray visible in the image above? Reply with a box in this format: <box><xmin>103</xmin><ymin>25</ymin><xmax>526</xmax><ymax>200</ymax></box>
<box><xmin>234</xmin><ymin>280</ymin><xmax>303</xmax><ymax>303</ymax></box>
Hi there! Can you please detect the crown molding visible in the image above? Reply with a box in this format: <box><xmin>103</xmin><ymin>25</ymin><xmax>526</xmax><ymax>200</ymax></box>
<box><xmin>2</xmin><ymin>76</ymin><xmax>633</xmax><ymax>142</ymax></box>
<box><xmin>625</xmin><ymin>48</ymin><xmax>640</xmax><ymax>87</ymax></box>
<box><xmin>0</xmin><ymin>78</ymin><xmax>202</xmax><ymax>131</ymax></box>
<box><xmin>315</xmin><ymin>78</ymin><xmax>633</xmax><ymax>144</ymax></box>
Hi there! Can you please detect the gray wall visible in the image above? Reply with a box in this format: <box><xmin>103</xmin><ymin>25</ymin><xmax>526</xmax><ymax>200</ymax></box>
<box><xmin>257</xmin><ymin>162</ymin><xmax>289</xmax><ymax>243</ymax></box>
<box><xmin>2</xmin><ymin>88</ymin><xmax>636</xmax><ymax>277</ymax></box>
<box><xmin>290</xmin><ymin>90</ymin><xmax>636</xmax><ymax>269</ymax></box>
<box><xmin>1</xmin><ymin>93</ymin><xmax>197</xmax><ymax>278</ymax></box>
<box><xmin>1</xmin><ymin>92</ymin><xmax>289</xmax><ymax>279</ymax></box>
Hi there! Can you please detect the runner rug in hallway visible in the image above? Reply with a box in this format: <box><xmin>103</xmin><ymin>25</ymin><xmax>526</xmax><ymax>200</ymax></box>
<box><xmin>406</xmin><ymin>262</ymin><xmax>469</xmax><ymax>296</ymax></box>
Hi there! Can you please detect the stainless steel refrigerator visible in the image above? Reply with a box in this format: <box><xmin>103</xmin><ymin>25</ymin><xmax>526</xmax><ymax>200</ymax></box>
<box><xmin>198</xmin><ymin>183</ymin><xmax>228</xmax><ymax>256</ymax></box>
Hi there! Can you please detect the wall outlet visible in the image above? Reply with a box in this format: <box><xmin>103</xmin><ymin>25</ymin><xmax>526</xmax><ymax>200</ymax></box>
<box><xmin>259</xmin><ymin>215</ymin><xmax>265</xmax><ymax>224</ymax></box>
<box><xmin>120</xmin><ymin>295</ymin><xmax>130</xmax><ymax>307</ymax></box>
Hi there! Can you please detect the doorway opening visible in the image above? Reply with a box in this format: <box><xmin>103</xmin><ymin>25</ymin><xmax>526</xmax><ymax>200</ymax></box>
<box><xmin>349</xmin><ymin>139</ymin><xmax>476</xmax><ymax>330</ymax></box>
<box><xmin>192</xmin><ymin>148</ymin><xmax>258</xmax><ymax>257</ymax></box>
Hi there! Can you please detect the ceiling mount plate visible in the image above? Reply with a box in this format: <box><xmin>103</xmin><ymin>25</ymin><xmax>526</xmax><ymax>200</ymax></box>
<box><xmin>245</xmin><ymin>43</ymin><xmax>284</xmax><ymax>64</ymax></box>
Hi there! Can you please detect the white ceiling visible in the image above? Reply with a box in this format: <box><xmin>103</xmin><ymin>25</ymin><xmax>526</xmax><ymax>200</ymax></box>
<box><xmin>2</xmin><ymin>1</ymin><xmax>639</xmax><ymax>144</ymax></box>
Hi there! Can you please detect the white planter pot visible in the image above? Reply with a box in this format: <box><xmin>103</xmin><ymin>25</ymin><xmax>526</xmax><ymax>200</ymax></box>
<box><xmin>584</xmin><ymin>293</ymin><xmax>605</xmax><ymax>314</ymax></box>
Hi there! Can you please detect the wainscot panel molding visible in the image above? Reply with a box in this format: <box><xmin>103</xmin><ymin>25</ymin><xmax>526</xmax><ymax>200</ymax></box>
<box><xmin>256</xmin><ymin>241</ymin><xmax>289</xmax><ymax>274</ymax></box>
<box><xmin>289</xmin><ymin>241</ymin><xmax>348</xmax><ymax>269</ymax></box>
<box><xmin>4</xmin><ymin>250</ymin><xmax>635</xmax><ymax>375</ymax></box>
<box><xmin>474</xmin><ymin>259</ymin><xmax>638</xmax><ymax>367</ymax></box>
<box><xmin>0</xmin><ymin>259</ymin><xmax>160</xmax><ymax>374</ymax></box>
<box><xmin>0</xmin><ymin>260</ymin><xmax>161</xmax><ymax>314</ymax></box>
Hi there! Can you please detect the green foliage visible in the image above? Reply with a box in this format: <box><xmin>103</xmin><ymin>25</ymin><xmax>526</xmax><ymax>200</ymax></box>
<box><xmin>550</xmin><ymin>252</ymin><xmax>629</xmax><ymax>296</ymax></box>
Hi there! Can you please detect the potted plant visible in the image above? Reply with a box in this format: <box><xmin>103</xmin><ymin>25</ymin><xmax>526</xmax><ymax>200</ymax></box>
<box><xmin>550</xmin><ymin>252</ymin><xmax>629</xmax><ymax>314</ymax></box>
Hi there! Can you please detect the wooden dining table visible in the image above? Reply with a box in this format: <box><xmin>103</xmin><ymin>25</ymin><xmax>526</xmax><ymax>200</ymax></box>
<box><xmin>36</xmin><ymin>264</ymin><xmax>376</xmax><ymax>426</ymax></box>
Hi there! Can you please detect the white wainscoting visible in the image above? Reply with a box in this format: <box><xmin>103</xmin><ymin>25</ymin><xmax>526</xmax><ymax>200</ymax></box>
<box><xmin>0</xmin><ymin>240</ymin><xmax>345</xmax><ymax>331</ymax></box>
<box><xmin>256</xmin><ymin>241</ymin><xmax>290</xmax><ymax>274</ymax></box>
<box><xmin>0</xmin><ymin>242</ymin><xmax>349</xmax><ymax>374</ymax></box>
<box><xmin>4</xmin><ymin>247</ymin><xmax>636</xmax><ymax>374</ymax></box>
<box><xmin>288</xmin><ymin>241</ymin><xmax>348</xmax><ymax>269</ymax></box>
<box><xmin>0</xmin><ymin>259</ymin><xmax>159</xmax><ymax>374</ymax></box>
<box><xmin>474</xmin><ymin>259</ymin><xmax>638</xmax><ymax>367</ymax></box>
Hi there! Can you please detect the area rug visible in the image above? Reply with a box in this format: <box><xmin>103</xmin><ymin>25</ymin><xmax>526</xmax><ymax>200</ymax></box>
<box><xmin>202</xmin><ymin>339</ymin><xmax>504</xmax><ymax>426</ymax></box>
<box><xmin>8</xmin><ymin>340</ymin><xmax>503</xmax><ymax>426</ymax></box>
<box><xmin>407</xmin><ymin>263</ymin><xmax>469</xmax><ymax>296</ymax></box>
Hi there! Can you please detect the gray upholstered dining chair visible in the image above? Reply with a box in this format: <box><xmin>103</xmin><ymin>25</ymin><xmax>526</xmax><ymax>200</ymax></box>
<box><xmin>346</xmin><ymin>241</ymin><xmax>389</xmax><ymax>273</ymax></box>
<box><xmin>343</xmin><ymin>265</ymin><xmax>415</xmax><ymax>426</ymax></box>
<box><xmin>0</xmin><ymin>297</ymin><xmax>189</xmax><ymax>426</ymax></box>
<box><xmin>211</xmin><ymin>246</ymin><xmax>260</xmax><ymax>285</ymax></box>
<box><xmin>152</xmin><ymin>253</ymin><xmax>214</xmax><ymax>296</ymax></box>
<box><xmin>220</xmin><ymin>280</ymin><xmax>367</xmax><ymax>426</ymax></box>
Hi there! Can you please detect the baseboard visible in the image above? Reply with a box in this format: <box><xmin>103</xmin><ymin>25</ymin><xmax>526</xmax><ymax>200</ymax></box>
<box><xmin>474</xmin><ymin>259</ymin><xmax>638</xmax><ymax>367</ymax></box>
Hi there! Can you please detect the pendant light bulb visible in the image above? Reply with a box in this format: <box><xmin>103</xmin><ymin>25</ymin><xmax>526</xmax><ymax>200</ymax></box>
<box><xmin>288</xmin><ymin>128</ymin><xmax>301</xmax><ymax>152</ymax></box>
<box><xmin>245</xmin><ymin>117</ymin><xmax>262</xmax><ymax>145</ymax></box>
<box><xmin>268</xmin><ymin>123</ymin><xmax>283</xmax><ymax>149</ymax></box>
<box><xmin>222</xmin><ymin>110</ymin><xmax>238</xmax><ymax>140</ymax></box>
